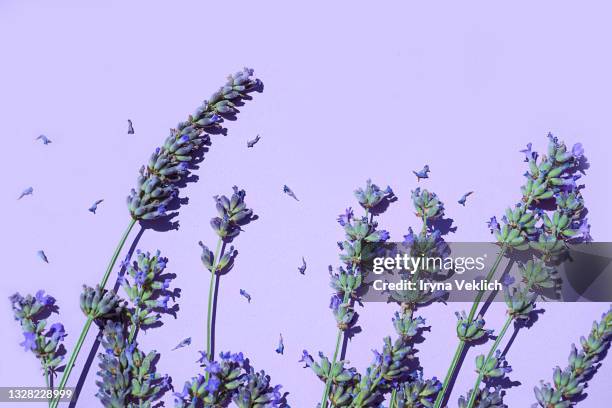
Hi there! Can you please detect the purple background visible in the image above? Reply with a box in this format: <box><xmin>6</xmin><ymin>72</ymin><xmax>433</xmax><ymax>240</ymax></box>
<box><xmin>1</xmin><ymin>1</ymin><xmax>611</xmax><ymax>406</ymax></box>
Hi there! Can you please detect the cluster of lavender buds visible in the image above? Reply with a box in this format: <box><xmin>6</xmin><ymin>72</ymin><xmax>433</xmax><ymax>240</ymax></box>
<box><xmin>121</xmin><ymin>250</ymin><xmax>176</xmax><ymax>332</ymax></box>
<box><xmin>232</xmin><ymin>368</ymin><xmax>283</xmax><ymax>408</ymax></box>
<box><xmin>489</xmin><ymin>134</ymin><xmax>588</xmax><ymax>253</ymax></box>
<box><xmin>127</xmin><ymin>68</ymin><xmax>261</xmax><ymax>221</ymax></box>
<box><xmin>457</xmin><ymin>386</ymin><xmax>504</xmax><ymax>408</ymax></box>
<box><xmin>80</xmin><ymin>285</ymin><xmax>126</xmax><ymax>322</ymax></box>
<box><xmin>394</xmin><ymin>374</ymin><xmax>441</xmax><ymax>408</ymax></box>
<box><xmin>96</xmin><ymin>321</ymin><xmax>170</xmax><ymax>407</ymax></box>
<box><xmin>210</xmin><ymin>186</ymin><xmax>254</xmax><ymax>240</ymax></box>
<box><xmin>353</xmin><ymin>179</ymin><xmax>393</xmax><ymax>210</ymax></box>
<box><xmin>534</xmin><ymin>307</ymin><xmax>612</xmax><ymax>407</ymax></box>
<box><xmin>455</xmin><ymin>311</ymin><xmax>489</xmax><ymax>343</ymax></box>
<box><xmin>303</xmin><ymin>311</ymin><xmax>425</xmax><ymax>407</ymax></box>
<box><xmin>174</xmin><ymin>352</ymin><xmax>283</xmax><ymax>407</ymax></box>
<box><xmin>9</xmin><ymin>291</ymin><xmax>66</xmax><ymax>380</ymax></box>
<box><xmin>411</xmin><ymin>188</ymin><xmax>445</xmax><ymax>223</ymax></box>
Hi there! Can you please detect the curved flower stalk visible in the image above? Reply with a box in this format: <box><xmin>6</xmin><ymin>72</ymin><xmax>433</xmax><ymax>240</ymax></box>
<box><xmin>96</xmin><ymin>321</ymin><xmax>171</xmax><ymax>407</ymax></box>
<box><xmin>48</xmin><ymin>68</ymin><xmax>262</xmax><ymax>408</ymax></box>
<box><xmin>533</xmin><ymin>307</ymin><xmax>612</xmax><ymax>407</ymax></box>
<box><xmin>9</xmin><ymin>291</ymin><xmax>67</xmax><ymax>391</ymax></box>
<box><xmin>200</xmin><ymin>185</ymin><xmax>254</xmax><ymax>361</ymax></box>
<box><xmin>318</xmin><ymin>180</ymin><xmax>394</xmax><ymax>407</ymax></box>
<box><xmin>434</xmin><ymin>134</ymin><xmax>587</xmax><ymax>407</ymax></box>
<box><xmin>174</xmin><ymin>186</ymin><xmax>283</xmax><ymax>407</ymax></box>
<box><xmin>302</xmin><ymin>311</ymin><xmax>424</xmax><ymax>407</ymax></box>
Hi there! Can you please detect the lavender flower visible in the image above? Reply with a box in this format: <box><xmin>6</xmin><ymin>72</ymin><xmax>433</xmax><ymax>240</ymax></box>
<box><xmin>455</xmin><ymin>311</ymin><xmax>489</xmax><ymax>342</ymax></box>
<box><xmin>122</xmin><ymin>250</ymin><xmax>175</xmax><ymax>330</ymax></box>
<box><xmin>172</xmin><ymin>337</ymin><xmax>192</xmax><ymax>351</ymax></box>
<box><xmin>9</xmin><ymin>291</ymin><xmax>66</xmax><ymax>378</ymax></box>
<box><xmin>79</xmin><ymin>285</ymin><xmax>125</xmax><ymax>322</ymax></box>
<box><xmin>88</xmin><ymin>199</ymin><xmax>104</xmax><ymax>214</ymax></box>
<box><xmin>127</xmin><ymin>68</ymin><xmax>260</xmax><ymax>221</ymax></box>
<box><xmin>354</xmin><ymin>179</ymin><xmax>393</xmax><ymax>209</ymax></box>
<box><xmin>298</xmin><ymin>257</ymin><xmax>307</xmax><ymax>274</ymax></box>
<box><xmin>35</xmin><ymin>134</ymin><xmax>52</xmax><ymax>144</ymax></box>
<box><xmin>457</xmin><ymin>386</ymin><xmax>504</xmax><ymax>408</ymax></box>
<box><xmin>395</xmin><ymin>374</ymin><xmax>442</xmax><ymax>408</ymax></box>
<box><xmin>458</xmin><ymin>191</ymin><xmax>474</xmax><ymax>206</ymax></box>
<box><xmin>247</xmin><ymin>134</ymin><xmax>261</xmax><ymax>148</ymax></box>
<box><xmin>275</xmin><ymin>334</ymin><xmax>284</xmax><ymax>355</ymax></box>
<box><xmin>239</xmin><ymin>289</ymin><xmax>252</xmax><ymax>303</ymax></box>
<box><xmin>534</xmin><ymin>307</ymin><xmax>612</xmax><ymax>407</ymax></box>
<box><xmin>37</xmin><ymin>249</ymin><xmax>49</xmax><ymax>263</ymax></box>
<box><xmin>210</xmin><ymin>186</ymin><xmax>253</xmax><ymax>240</ymax></box>
<box><xmin>283</xmin><ymin>184</ymin><xmax>299</xmax><ymax>201</ymax></box>
<box><xmin>413</xmin><ymin>165</ymin><xmax>431</xmax><ymax>181</ymax></box>
<box><xmin>233</xmin><ymin>368</ymin><xmax>283</xmax><ymax>408</ymax></box>
<box><xmin>96</xmin><ymin>321</ymin><xmax>171</xmax><ymax>407</ymax></box>
<box><xmin>174</xmin><ymin>351</ymin><xmax>245</xmax><ymax>407</ymax></box>
<box><xmin>412</xmin><ymin>188</ymin><xmax>444</xmax><ymax>222</ymax></box>
<box><xmin>337</xmin><ymin>207</ymin><xmax>353</xmax><ymax>226</ymax></box>
<box><xmin>127</xmin><ymin>119</ymin><xmax>135</xmax><ymax>135</ymax></box>
<box><xmin>18</xmin><ymin>186</ymin><xmax>33</xmax><ymax>199</ymax></box>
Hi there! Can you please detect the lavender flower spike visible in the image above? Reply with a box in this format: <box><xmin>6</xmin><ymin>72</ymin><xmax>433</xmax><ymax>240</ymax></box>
<box><xmin>9</xmin><ymin>291</ymin><xmax>66</xmax><ymax>380</ymax></box>
<box><xmin>127</xmin><ymin>68</ymin><xmax>261</xmax><ymax>221</ymax></box>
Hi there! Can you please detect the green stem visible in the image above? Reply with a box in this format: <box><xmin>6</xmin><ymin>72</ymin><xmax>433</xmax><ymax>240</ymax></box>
<box><xmin>320</xmin><ymin>291</ymin><xmax>350</xmax><ymax>408</ymax></box>
<box><xmin>389</xmin><ymin>389</ymin><xmax>397</xmax><ymax>408</ymax></box>
<box><xmin>466</xmin><ymin>315</ymin><xmax>513</xmax><ymax>408</ymax></box>
<box><xmin>206</xmin><ymin>238</ymin><xmax>224</xmax><ymax>362</ymax></box>
<box><xmin>433</xmin><ymin>244</ymin><xmax>508</xmax><ymax>408</ymax></box>
<box><xmin>50</xmin><ymin>218</ymin><xmax>137</xmax><ymax>408</ymax></box>
<box><xmin>51</xmin><ymin>318</ymin><xmax>93</xmax><ymax>408</ymax></box>
<box><xmin>45</xmin><ymin>368</ymin><xmax>51</xmax><ymax>407</ymax></box>
<box><xmin>434</xmin><ymin>340</ymin><xmax>466</xmax><ymax>408</ymax></box>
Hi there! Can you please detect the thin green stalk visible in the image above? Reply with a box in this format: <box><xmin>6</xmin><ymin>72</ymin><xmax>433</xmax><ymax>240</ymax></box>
<box><xmin>320</xmin><ymin>290</ymin><xmax>351</xmax><ymax>408</ymax></box>
<box><xmin>389</xmin><ymin>389</ymin><xmax>398</xmax><ymax>408</ymax></box>
<box><xmin>44</xmin><ymin>368</ymin><xmax>51</xmax><ymax>407</ymax></box>
<box><xmin>466</xmin><ymin>315</ymin><xmax>513</xmax><ymax>408</ymax></box>
<box><xmin>435</xmin><ymin>340</ymin><xmax>466</xmax><ymax>408</ymax></box>
<box><xmin>206</xmin><ymin>238</ymin><xmax>224</xmax><ymax>361</ymax></box>
<box><xmin>50</xmin><ymin>218</ymin><xmax>137</xmax><ymax>408</ymax></box>
<box><xmin>433</xmin><ymin>244</ymin><xmax>508</xmax><ymax>408</ymax></box>
<box><xmin>51</xmin><ymin>317</ymin><xmax>93</xmax><ymax>408</ymax></box>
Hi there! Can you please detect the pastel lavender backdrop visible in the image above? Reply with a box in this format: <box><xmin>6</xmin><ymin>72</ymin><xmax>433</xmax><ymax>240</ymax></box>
<box><xmin>1</xmin><ymin>1</ymin><xmax>611</xmax><ymax>407</ymax></box>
